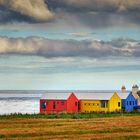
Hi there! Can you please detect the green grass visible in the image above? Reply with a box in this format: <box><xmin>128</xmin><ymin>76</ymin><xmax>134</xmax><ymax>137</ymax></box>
<box><xmin>0</xmin><ymin>111</ymin><xmax>139</xmax><ymax>119</ymax></box>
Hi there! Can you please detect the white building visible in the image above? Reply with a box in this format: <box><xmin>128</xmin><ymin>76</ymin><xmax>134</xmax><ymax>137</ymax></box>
<box><xmin>132</xmin><ymin>85</ymin><xmax>140</xmax><ymax>106</ymax></box>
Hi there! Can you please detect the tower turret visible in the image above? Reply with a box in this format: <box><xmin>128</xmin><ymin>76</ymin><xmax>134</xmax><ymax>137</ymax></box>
<box><xmin>132</xmin><ymin>85</ymin><xmax>139</xmax><ymax>95</ymax></box>
<box><xmin>121</xmin><ymin>85</ymin><xmax>126</xmax><ymax>93</ymax></box>
<box><xmin>132</xmin><ymin>84</ymin><xmax>140</xmax><ymax>105</ymax></box>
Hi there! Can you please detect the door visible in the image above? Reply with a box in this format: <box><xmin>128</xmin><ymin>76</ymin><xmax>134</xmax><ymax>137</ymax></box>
<box><xmin>53</xmin><ymin>101</ymin><xmax>56</xmax><ymax>109</ymax></box>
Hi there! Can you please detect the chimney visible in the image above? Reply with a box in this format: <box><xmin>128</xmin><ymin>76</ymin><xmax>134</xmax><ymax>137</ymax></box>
<box><xmin>121</xmin><ymin>86</ymin><xmax>126</xmax><ymax>93</ymax></box>
<box><xmin>132</xmin><ymin>85</ymin><xmax>139</xmax><ymax>95</ymax></box>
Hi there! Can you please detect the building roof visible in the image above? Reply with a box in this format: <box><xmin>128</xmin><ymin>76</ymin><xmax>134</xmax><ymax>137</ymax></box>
<box><xmin>121</xmin><ymin>86</ymin><xmax>126</xmax><ymax>89</ymax></box>
<box><xmin>132</xmin><ymin>85</ymin><xmax>139</xmax><ymax>88</ymax></box>
<box><xmin>117</xmin><ymin>92</ymin><xmax>130</xmax><ymax>99</ymax></box>
<box><xmin>41</xmin><ymin>92</ymin><xmax>73</xmax><ymax>100</ymax></box>
<box><xmin>75</xmin><ymin>92</ymin><xmax>116</xmax><ymax>100</ymax></box>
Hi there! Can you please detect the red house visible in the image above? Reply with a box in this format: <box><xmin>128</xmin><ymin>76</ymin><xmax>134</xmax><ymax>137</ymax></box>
<box><xmin>40</xmin><ymin>92</ymin><xmax>78</xmax><ymax>114</ymax></box>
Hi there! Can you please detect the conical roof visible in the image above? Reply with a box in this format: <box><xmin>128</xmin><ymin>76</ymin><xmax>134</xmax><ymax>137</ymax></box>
<box><xmin>132</xmin><ymin>85</ymin><xmax>139</xmax><ymax>88</ymax></box>
<box><xmin>121</xmin><ymin>86</ymin><xmax>126</xmax><ymax>89</ymax></box>
<box><xmin>135</xmin><ymin>85</ymin><xmax>139</xmax><ymax>88</ymax></box>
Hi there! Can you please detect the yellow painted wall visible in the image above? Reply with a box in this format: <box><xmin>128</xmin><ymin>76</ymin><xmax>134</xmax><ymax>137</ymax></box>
<box><xmin>79</xmin><ymin>100</ymin><xmax>100</xmax><ymax>112</ymax></box>
<box><xmin>79</xmin><ymin>100</ymin><xmax>109</xmax><ymax>112</ymax></box>
<box><xmin>108</xmin><ymin>92</ymin><xmax>121</xmax><ymax>112</ymax></box>
<box><xmin>79</xmin><ymin>92</ymin><xmax>121</xmax><ymax>113</ymax></box>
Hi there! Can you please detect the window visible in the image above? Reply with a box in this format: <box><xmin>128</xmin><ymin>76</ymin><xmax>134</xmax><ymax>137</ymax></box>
<box><xmin>84</xmin><ymin>103</ymin><xmax>86</xmax><ymax>106</ymax></box>
<box><xmin>133</xmin><ymin>101</ymin><xmax>134</xmax><ymax>105</ymax></box>
<box><xmin>61</xmin><ymin>101</ymin><xmax>64</xmax><ymax>105</ymax></box>
<box><xmin>118</xmin><ymin>102</ymin><xmax>120</xmax><ymax>107</ymax></box>
<box><xmin>101</xmin><ymin>101</ymin><xmax>108</xmax><ymax>108</ymax></box>
<box><xmin>53</xmin><ymin>102</ymin><xmax>56</xmax><ymax>109</ymax></box>
<box><xmin>130</xmin><ymin>101</ymin><xmax>131</xmax><ymax>105</ymax></box>
<box><xmin>93</xmin><ymin>103</ymin><xmax>94</xmax><ymax>106</ymax></box>
<box><xmin>101</xmin><ymin>100</ymin><xmax>107</xmax><ymax>108</ymax></box>
<box><xmin>75</xmin><ymin>102</ymin><xmax>77</xmax><ymax>106</ymax></box>
<box><xmin>42</xmin><ymin>102</ymin><xmax>46</xmax><ymax>109</ymax></box>
<box><xmin>135</xmin><ymin>101</ymin><xmax>137</xmax><ymax>105</ymax></box>
<box><xmin>127</xmin><ymin>101</ymin><xmax>128</xmax><ymax>105</ymax></box>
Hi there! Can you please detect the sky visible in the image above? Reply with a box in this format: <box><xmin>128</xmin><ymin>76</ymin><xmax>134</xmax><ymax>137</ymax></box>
<box><xmin>0</xmin><ymin>0</ymin><xmax>140</xmax><ymax>90</ymax></box>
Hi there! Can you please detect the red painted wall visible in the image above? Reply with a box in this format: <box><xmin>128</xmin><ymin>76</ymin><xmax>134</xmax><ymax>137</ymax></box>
<box><xmin>40</xmin><ymin>99</ymin><xmax>67</xmax><ymax>113</ymax></box>
<box><xmin>67</xmin><ymin>93</ymin><xmax>78</xmax><ymax>113</ymax></box>
<box><xmin>40</xmin><ymin>93</ymin><xmax>78</xmax><ymax>113</ymax></box>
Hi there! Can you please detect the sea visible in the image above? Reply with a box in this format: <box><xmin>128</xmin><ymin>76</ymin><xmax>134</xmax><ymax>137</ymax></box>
<box><xmin>0</xmin><ymin>90</ymin><xmax>120</xmax><ymax>115</ymax></box>
<box><xmin>0</xmin><ymin>90</ymin><xmax>45</xmax><ymax>115</ymax></box>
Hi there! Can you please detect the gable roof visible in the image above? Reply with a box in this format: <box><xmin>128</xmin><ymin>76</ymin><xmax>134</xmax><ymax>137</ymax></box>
<box><xmin>117</xmin><ymin>92</ymin><xmax>130</xmax><ymax>99</ymax></box>
<box><xmin>41</xmin><ymin>92</ymin><xmax>73</xmax><ymax>100</ymax></box>
<box><xmin>75</xmin><ymin>92</ymin><xmax>116</xmax><ymax>100</ymax></box>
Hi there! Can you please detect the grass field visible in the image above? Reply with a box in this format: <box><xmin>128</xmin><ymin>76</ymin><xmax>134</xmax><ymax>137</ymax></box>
<box><xmin>0</xmin><ymin>113</ymin><xmax>140</xmax><ymax>140</ymax></box>
<box><xmin>0</xmin><ymin>112</ymin><xmax>140</xmax><ymax>119</ymax></box>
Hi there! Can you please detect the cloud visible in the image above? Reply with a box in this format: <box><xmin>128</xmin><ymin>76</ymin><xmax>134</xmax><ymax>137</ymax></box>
<box><xmin>0</xmin><ymin>0</ymin><xmax>54</xmax><ymax>22</ymax></box>
<box><xmin>50</xmin><ymin>0</ymin><xmax>140</xmax><ymax>12</ymax></box>
<box><xmin>47</xmin><ymin>0</ymin><xmax>140</xmax><ymax>28</ymax></box>
<box><xmin>68</xmin><ymin>32</ymin><xmax>90</xmax><ymax>37</ymax></box>
<box><xmin>0</xmin><ymin>37</ymin><xmax>139</xmax><ymax>58</ymax></box>
<box><xmin>52</xmin><ymin>0</ymin><xmax>119</xmax><ymax>12</ymax></box>
<box><xmin>0</xmin><ymin>0</ymin><xmax>139</xmax><ymax>27</ymax></box>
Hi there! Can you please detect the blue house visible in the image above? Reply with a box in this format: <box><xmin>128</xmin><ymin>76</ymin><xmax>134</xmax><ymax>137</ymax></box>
<box><xmin>117</xmin><ymin>92</ymin><xmax>137</xmax><ymax>111</ymax></box>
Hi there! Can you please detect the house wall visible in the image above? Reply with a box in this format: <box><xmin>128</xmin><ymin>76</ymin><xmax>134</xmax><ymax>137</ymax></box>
<box><xmin>124</xmin><ymin>94</ymin><xmax>137</xmax><ymax>111</ymax></box>
<box><xmin>108</xmin><ymin>93</ymin><xmax>121</xmax><ymax>112</ymax></box>
<box><xmin>79</xmin><ymin>100</ymin><xmax>109</xmax><ymax>112</ymax></box>
<box><xmin>79</xmin><ymin>93</ymin><xmax>121</xmax><ymax>113</ymax></box>
<box><xmin>40</xmin><ymin>93</ymin><xmax>78</xmax><ymax>113</ymax></box>
<box><xmin>132</xmin><ymin>87</ymin><xmax>140</xmax><ymax>105</ymax></box>
<box><xmin>132</xmin><ymin>93</ymin><xmax>140</xmax><ymax>106</ymax></box>
<box><xmin>40</xmin><ymin>99</ymin><xmax>67</xmax><ymax>113</ymax></box>
<box><xmin>79</xmin><ymin>100</ymin><xmax>101</xmax><ymax>113</ymax></box>
<box><xmin>40</xmin><ymin>93</ymin><xmax>124</xmax><ymax>114</ymax></box>
<box><xmin>132</xmin><ymin>87</ymin><xmax>139</xmax><ymax>95</ymax></box>
<box><xmin>122</xmin><ymin>99</ymin><xmax>126</xmax><ymax>110</ymax></box>
<box><xmin>137</xmin><ymin>99</ymin><xmax>140</xmax><ymax>106</ymax></box>
<box><xmin>67</xmin><ymin>93</ymin><xmax>78</xmax><ymax>113</ymax></box>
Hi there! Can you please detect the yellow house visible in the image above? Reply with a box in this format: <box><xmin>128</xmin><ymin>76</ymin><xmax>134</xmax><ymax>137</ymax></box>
<box><xmin>75</xmin><ymin>92</ymin><xmax>121</xmax><ymax>112</ymax></box>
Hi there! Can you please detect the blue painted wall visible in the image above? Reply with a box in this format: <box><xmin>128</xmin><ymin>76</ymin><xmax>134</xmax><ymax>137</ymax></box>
<box><xmin>122</xmin><ymin>93</ymin><xmax>137</xmax><ymax>111</ymax></box>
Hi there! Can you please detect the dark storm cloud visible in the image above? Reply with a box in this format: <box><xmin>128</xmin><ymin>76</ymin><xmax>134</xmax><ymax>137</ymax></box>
<box><xmin>48</xmin><ymin>0</ymin><xmax>140</xmax><ymax>12</ymax></box>
<box><xmin>48</xmin><ymin>0</ymin><xmax>140</xmax><ymax>27</ymax></box>
<box><xmin>48</xmin><ymin>0</ymin><xmax>119</xmax><ymax>12</ymax></box>
<box><xmin>0</xmin><ymin>8</ymin><xmax>37</xmax><ymax>23</ymax></box>
<box><xmin>0</xmin><ymin>0</ymin><xmax>139</xmax><ymax>27</ymax></box>
<box><xmin>0</xmin><ymin>37</ymin><xmax>139</xmax><ymax>58</ymax></box>
<box><xmin>0</xmin><ymin>0</ymin><xmax>54</xmax><ymax>23</ymax></box>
